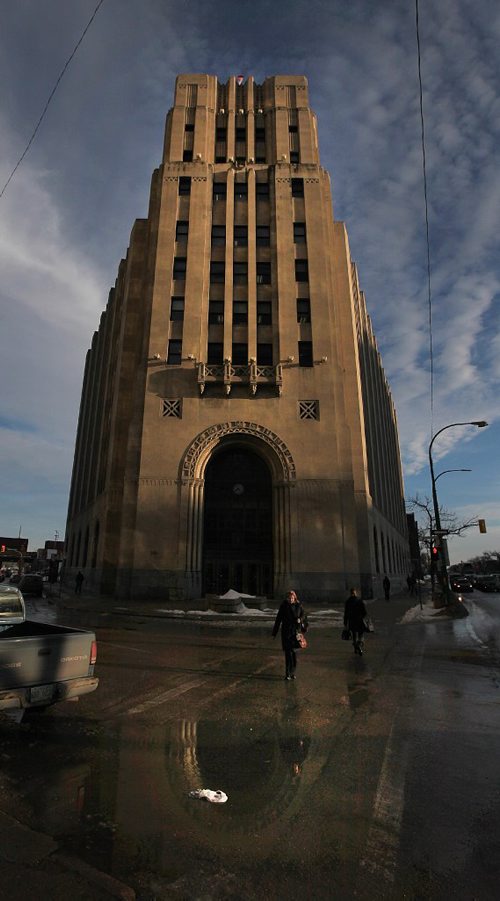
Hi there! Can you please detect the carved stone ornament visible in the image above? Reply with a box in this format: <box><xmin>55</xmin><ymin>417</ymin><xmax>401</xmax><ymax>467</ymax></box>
<box><xmin>181</xmin><ymin>421</ymin><xmax>296</xmax><ymax>481</ymax></box>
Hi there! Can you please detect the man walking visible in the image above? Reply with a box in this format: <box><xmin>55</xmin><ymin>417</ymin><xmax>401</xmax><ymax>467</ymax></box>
<box><xmin>383</xmin><ymin>575</ymin><xmax>391</xmax><ymax>601</ymax></box>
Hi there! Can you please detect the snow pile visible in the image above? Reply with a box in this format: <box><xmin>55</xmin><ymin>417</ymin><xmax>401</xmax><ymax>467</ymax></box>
<box><xmin>399</xmin><ymin>602</ymin><xmax>448</xmax><ymax>624</ymax></box>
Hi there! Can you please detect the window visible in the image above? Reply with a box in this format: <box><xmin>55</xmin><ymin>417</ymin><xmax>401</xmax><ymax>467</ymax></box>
<box><xmin>236</xmin><ymin>127</ymin><xmax>246</xmax><ymax>141</ymax></box>
<box><xmin>170</xmin><ymin>297</ymin><xmax>185</xmax><ymax>321</ymax></box>
<box><xmin>234</xmin><ymin>181</ymin><xmax>247</xmax><ymax>200</ymax></box>
<box><xmin>289</xmin><ymin>125</ymin><xmax>298</xmax><ymax>134</ymax></box>
<box><xmin>209</xmin><ymin>301</ymin><xmax>224</xmax><ymax>324</ymax></box>
<box><xmin>233</xmin><ymin>301</ymin><xmax>248</xmax><ymax>324</ymax></box>
<box><xmin>297</xmin><ymin>298</ymin><xmax>311</xmax><ymax>323</ymax></box>
<box><xmin>179</xmin><ymin>177</ymin><xmax>191</xmax><ymax>196</ymax></box>
<box><xmin>233</xmin><ymin>262</ymin><xmax>247</xmax><ymax>284</ymax></box>
<box><xmin>213</xmin><ymin>182</ymin><xmax>227</xmax><ymax>201</ymax></box>
<box><xmin>256</xmin><ymin>225</ymin><xmax>270</xmax><ymax>247</ymax></box>
<box><xmin>207</xmin><ymin>343</ymin><xmax>223</xmax><ymax>364</ymax></box>
<box><xmin>256</xmin><ymin>181</ymin><xmax>269</xmax><ymax>199</ymax></box>
<box><xmin>210</xmin><ymin>261</ymin><xmax>225</xmax><ymax>283</ymax></box>
<box><xmin>216</xmin><ymin>127</ymin><xmax>227</xmax><ymax>141</ymax></box>
<box><xmin>293</xmin><ymin>222</ymin><xmax>306</xmax><ymax>243</ymax></box>
<box><xmin>215</xmin><ymin>156</ymin><xmax>226</xmax><ymax>163</ymax></box>
<box><xmin>257</xmin><ymin>262</ymin><xmax>271</xmax><ymax>284</ymax></box>
<box><xmin>232</xmin><ymin>343</ymin><xmax>248</xmax><ymax>365</ymax></box>
<box><xmin>298</xmin><ymin>341</ymin><xmax>313</xmax><ymax>367</ymax></box>
<box><xmin>291</xmin><ymin>178</ymin><xmax>304</xmax><ymax>197</ymax></box>
<box><xmin>183</xmin><ymin>149</ymin><xmax>193</xmax><ymax>162</ymax></box>
<box><xmin>211</xmin><ymin>225</ymin><xmax>226</xmax><ymax>246</ymax></box>
<box><xmin>298</xmin><ymin>400</ymin><xmax>319</xmax><ymax>420</ymax></box>
<box><xmin>290</xmin><ymin>151</ymin><xmax>300</xmax><ymax>164</ymax></box>
<box><xmin>255</xmin><ymin>127</ymin><xmax>265</xmax><ymax>141</ymax></box>
<box><xmin>167</xmin><ymin>339</ymin><xmax>182</xmax><ymax>365</ymax></box>
<box><xmin>234</xmin><ymin>225</ymin><xmax>248</xmax><ymax>247</ymax></box>
<box><xmin>257</xmin><ymin>301</ymin><xmax>272</xmax><ymax>325</ymax></box>
<box><xmin>185</xmin><ymin>123</ymin><xmax>194</xmax><ymax>132</ymax></box>
<box><xmin>162</xmin><ymin>399</ymin><xmax>182</xmax><ymax>418</ymax></box>
<box><xmin>257</xmin><ymin>343</ymin><xmax>273</xmax><ymax>365</ymax></box>
<box><xmin>176</xmin><ymin>220</ymin><xmax>189</xmax><ymax>241</ymax></box>
<box><xmin>173</xmin><ymin>257</ymin><xmax>187</xmax><ymax>279</ymax></box>
<box><xmin>295</xmin><ymin>259</ymin><xmax>308</xmax><ymax>282</ymax></box>
<box><xmin>255</xmin><ymin>153</ymin><xmax>266</xmax><ymax>163</ymax></box>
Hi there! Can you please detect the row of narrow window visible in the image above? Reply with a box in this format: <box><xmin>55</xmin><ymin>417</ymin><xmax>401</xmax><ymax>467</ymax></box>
<box><xmin>170</xmin><ymin>298</ymin><xmax>311</xmax><ymax>325</ymax></box>
<box><xmin>165</xmin><ymin>340</ymin><xmax>314</xmax><ymax>367</ymax></box>
<box><xmin>181</xmin><ymin>124</ymin><xmax>300</xmax><ymax>164</ymax></box>
<box><xmin>373</xmin><ymin>525</ymin><xmax>406</xmax><ymax>576</ymax></box>
<box><xmin>178</xmin><ymin>176</ymin><xmax>305</xmax><ymax>198</ymax></box>
<box><xmin>175</xmin><ymin>222</ymin><xmax>306</xmax><ymax>245</ymax></box>
<box><xmin>173</xmin><ymin>258</ymin><xmax>308</xmax><ymax>283</ymax></box>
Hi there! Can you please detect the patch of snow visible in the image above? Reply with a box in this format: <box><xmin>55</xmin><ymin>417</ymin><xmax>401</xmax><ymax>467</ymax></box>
<box><xmin>399</xmin><ymin>602</ymin><xmax>446</xmax><ymax>624</ymax></box>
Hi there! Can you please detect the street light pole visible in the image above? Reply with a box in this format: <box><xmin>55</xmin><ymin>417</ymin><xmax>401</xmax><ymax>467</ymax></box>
<box><xmin>434</xmin><ymin>468</ymin><xmax>472</xmax><ymax>482</ymax></box>
<box><xmin>429</xmin><ymin>421</ymin><xmax>487</xmax><ymax>604</ymax></box>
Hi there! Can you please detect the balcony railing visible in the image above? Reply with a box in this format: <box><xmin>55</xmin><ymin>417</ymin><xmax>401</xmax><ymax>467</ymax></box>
<box><xmin>197</xmin><ymin>361</ymin><xmax>283</xmax><ymax>395</ymax></box>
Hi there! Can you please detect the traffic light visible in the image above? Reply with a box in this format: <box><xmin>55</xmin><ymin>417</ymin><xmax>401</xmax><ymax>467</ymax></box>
<box><xmin>478</xmin><ymin>519</ymin><xmax>487</xmax><ymax>534</ymax></box>
<box><xmin>0</xmin><ymin>545</ymin><xmax>5</xmax><ymax>554</ymax></box>
<box><xmin>431</xmin><ymin>544</ymin><xmax>441</xmax><ymax>561</ymax></box>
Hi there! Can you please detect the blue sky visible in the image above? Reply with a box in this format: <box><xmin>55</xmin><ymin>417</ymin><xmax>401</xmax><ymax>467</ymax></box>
<box><xmin>0</xmin><ymin>0</ymin><xmax>498</xmax><ymax>563</ymax></box>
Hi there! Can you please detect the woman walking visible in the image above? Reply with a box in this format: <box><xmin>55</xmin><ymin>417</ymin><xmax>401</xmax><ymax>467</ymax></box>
<box><xmin>272</xmin><ymin>590</ymin><xmax>307</xmax><ymax>680</ymax></box>
<box><xmin>344</xmin><ymin>588</ymin><xmax>368</xmax><ymax>656</ymax></box>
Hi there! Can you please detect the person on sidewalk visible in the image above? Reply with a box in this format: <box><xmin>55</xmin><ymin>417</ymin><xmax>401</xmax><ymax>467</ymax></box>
<box><xmin>75</xmin><ymin>571</ymin><xmax>84</xmax><ymax>595</ymax></box>
<box><xmin>344</xmin><ymin>588</ymin><xmax>368</xmax><ymax>656</ymax></box>
<box><xmin>272</xmin><ymin>590</ymin><xmax>307</xmax><ymax>680</ymax></box>
<box><xmin>383</xmin><ymin>575</ymin><xmax>391</xmax><ymax>601</ymax></box>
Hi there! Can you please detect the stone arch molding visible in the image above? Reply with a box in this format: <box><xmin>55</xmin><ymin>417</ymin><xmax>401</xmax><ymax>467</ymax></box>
<box><xmin>181</xmin><ymin>421</ymin><xmax>296</xmax><ymax>482</ymax></box>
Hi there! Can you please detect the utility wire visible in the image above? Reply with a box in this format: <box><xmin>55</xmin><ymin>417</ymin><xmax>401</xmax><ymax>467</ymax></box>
<box><xmin>0</xmin><ymin>0</ymin><xmax>106</xmax><ymax>200</ymax></box>
<box><xmin>415</xmin><ymin>0</ymin><xmax>434</xmax><ymax>436</ymax></box>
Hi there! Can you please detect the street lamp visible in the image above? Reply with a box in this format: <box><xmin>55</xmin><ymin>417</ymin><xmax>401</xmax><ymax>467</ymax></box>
<box><xmin>434</xmin><ymin>468</ymin><xmax>472</xmax><ymax>482</ymax></box>
<box><xmin>429</xmin><ymin>421</ymin><xmax>487</xmax><ymax>602</ymax></box>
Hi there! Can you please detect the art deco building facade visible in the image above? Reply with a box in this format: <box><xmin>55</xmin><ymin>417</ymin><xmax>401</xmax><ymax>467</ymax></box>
<box><xmin>65</xmin><ymin>74</ymin><xmax>408</xmax><ymax>601</ymax></box>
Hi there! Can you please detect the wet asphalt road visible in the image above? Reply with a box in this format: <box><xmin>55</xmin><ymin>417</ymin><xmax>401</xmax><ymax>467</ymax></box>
<box><xmin>0</xmin><ymin>591</ymin><xmax>499</xmax><ymax>900</ymax></box>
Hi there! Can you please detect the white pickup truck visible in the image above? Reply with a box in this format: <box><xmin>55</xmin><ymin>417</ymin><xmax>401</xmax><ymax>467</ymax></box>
<box><xmin>0</xmin><ymin>585</ymin><xmax>98</xmax><ymax>721</ymax></box>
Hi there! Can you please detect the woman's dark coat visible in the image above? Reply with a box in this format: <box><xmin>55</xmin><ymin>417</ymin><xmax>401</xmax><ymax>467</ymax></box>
<box><xmin>272</xmin><ymin>601</ymin><xmax>305</xmax><ymax>649</ymax></box>
<box><xmin>344</xmin><ymin>595</ymin><xmax>368</xmax><ymax>633</ymax></box>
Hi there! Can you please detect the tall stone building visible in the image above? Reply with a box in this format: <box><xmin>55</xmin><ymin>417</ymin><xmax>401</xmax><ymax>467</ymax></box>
<box><xmin>65</xmin><ymin>74</ymin><xmax>408</xmax><ymax>602</ymax></box>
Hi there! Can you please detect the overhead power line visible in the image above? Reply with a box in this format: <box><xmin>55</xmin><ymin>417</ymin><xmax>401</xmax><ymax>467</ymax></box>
<box><xmin>0</xmin><ymin>0</ymin><xmax>106</xmax><ymax>200</ymax></box>
<box><xmin>415</xmin><ymin>0</ymin><xmax>434</xmax><ymax>435</ymax></box>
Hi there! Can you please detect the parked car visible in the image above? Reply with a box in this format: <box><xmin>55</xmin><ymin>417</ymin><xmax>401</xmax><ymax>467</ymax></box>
<box><xmin>475</xmin><ymin>575</ymin><xmax>497</xmax><ymax>592</ymax></box>
<box><xmin>17</xmin><ymin>574</ymin><xmax>44</xmax><ymax>597</ymax></box>
<box><xmin>449</xmin><ymin>575</ymin><xmax>473</xmax><ymax>593</ymax></box>
<box><xmin>9</xmin><ymin>573</ymin><xmax>21</xmax><ymax>585</ymax></box>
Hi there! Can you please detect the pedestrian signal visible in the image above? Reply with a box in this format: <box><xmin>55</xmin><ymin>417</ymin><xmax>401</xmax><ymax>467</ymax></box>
<box><xmin>0</xmin><ymin>545</ymin><xmax>5</xmax><ymax>554</ymax></box>
<box><xmin>478</xmin><ymin>519</ymin><xmax>487</xmax><ymax>534</ymax></box>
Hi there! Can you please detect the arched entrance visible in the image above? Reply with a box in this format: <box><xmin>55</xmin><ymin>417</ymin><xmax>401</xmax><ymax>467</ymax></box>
<box><xmin>202</xmin><ymin>446</ymin><xmax>273</xmax><ymax>596</ymax></box>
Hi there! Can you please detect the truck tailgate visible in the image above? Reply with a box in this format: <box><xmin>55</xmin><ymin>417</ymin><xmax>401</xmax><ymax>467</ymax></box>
<box><xmin>0</xmin><ymin>621</ymin><xmax>96</xmax><ymax>689</ymax></box>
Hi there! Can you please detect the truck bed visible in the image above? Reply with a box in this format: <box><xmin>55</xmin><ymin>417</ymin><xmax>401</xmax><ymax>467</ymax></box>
<box><xmin>0</xmin><ymin>619</ymin><xmax>97</xmax><ymax>690</ymax></box>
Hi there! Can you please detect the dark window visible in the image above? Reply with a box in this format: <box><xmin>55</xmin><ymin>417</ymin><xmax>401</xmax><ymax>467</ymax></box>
<box><xmin>167</xmin><ymin>339</ymin><xmax>182</xmax><ymax>365</ymax></box>
<box><xmin>293</xmin><ymin>222</ymin><xmax>306</xmax><ymax>243</ymax></box>
<box><xmin>185</xmin><ymin>123</ymin><xmax>194</xmax><ymax>132</ymax></box>
<box><xmin>236</xmin><ymin>155</ymin><xmax>246</xmax><ymax>164</ymax></box>
<box><xmin>255</xmin><ymin>127</ymin><xmax>265</xmax><ymax>141</ymax></box>
<box><xmin>170</xmin><ymin>296</ymin><xmax>185</xmax><ymax>321</ymax></box>
<box><xmin>297</xmin><ymin>298</ymin><xmax>311</xmax><ymax>323</ymax></box>
<box><xmin>213</xmin><ymin>182</ymin><xmax>227</xmax><ymax>201</ymax></box>
<box><xmin>176</xmin><ymin>220</ymin><xmax>189</xmax><ymax>241</ymax></box>
<box><xmin>256</xmin><ymin>181</ymin><xmax>269</xmax><ymax>198</ymax></box>
<box><xmin>256</xmin><ymin>225</ymin><xmax>270</xmax><ymax>247</ymax></box>
<box><xmin>232</xmin><ymin>343</ymin><xmax>248</xmax><ymax>365</ymax></box>
<box><xmin>216</xmin><ymin>128</ymin><xmax>226</xmax><ymax>141</ymax></box>
<box><xmin>209</xmin><ymin>301</ymin><xmax>224</xmax><ymax>324</ymax></box>
<box><xmin>236</xmin><ymin>128</ymin><xmax>246</xmax><ymax>141</ymax></box>
<box><xmin>234</xmin><ymin>181</ymin><xmax>247</xmax><ymax>200</ymax></box>
<box><xmin>234</xmin><ymin>225</ymin><xmax>248</xmax><ymax>247</ymax></box>
<box><xmin>210</xmin><ymin>261</ymin><xmax>225</xmax><ymax>284</ymax></box>
<box><xmin>233</xmin><ymin>301</ymin><xmax>248</xmax><ymax>324</ymax></box>
<box><xmin>233</xmin><ymin>262</ymin><xmax>247</xmax><ymax>284</ymax></box>
<box><xmin>179</xmin><ymin>177</ymin><xmax>191</xmax><ymax>196</ymax></box>
<box><xmin>173</xmin><ymin>257</ymin><xmax>187</xmax><ymax>279</ymax></box>
<box><xmin>215</xmin><ymin>156</ymin><xmax>226</xmax><ymax>163</ymax></box>
<box><xmin>290</xmin><ymin>151</ymin><xmax>300</xmax><ymax>164</ymax></box>
<box><xmin>295</xmin><ymin>259</ymin><xmax>308</xmax><ymax>282</ymax></box>
<box><xmin>183</xmin><ymin>149</ymin><xmax>193</xmax><ymax>162</ymax></box>
<box><xmin>289</xmin><ymin>125</ymin><xmax>298</xmax><ymax>133</ymax></box>
<box><xmin>257</xmin><ymin>301</ymin><xmax>272</xmax><ymax>325</ymax></box>
<box><xmin>211</xmin><ymin>225</ymin><xmax>226</xmax><ymax>246</ymax></box>
<box><xmin>207</xmin><ymin>342</ymin><xmax>223</xmax><ymax>364</ymax></box>
<box><xmin>255</xmin><ymin>153</ymin><xmax>266</xmax><ymax>163</ymax></box>
<box><xmin>291</xmin><ymin>178</ymin><xmax>304</xmax><ymax>197</ymax></box>
<box><xmin>257</xmin><ymin>343</ymin><xmax>273</xmax><ymax>365</ymax></box>
<box><xmin>257</xmin><ymin>262</ymin><xmax>271</xmax><ymax>285</ymax></box>
<box><xmin>298</xmin><ymin>341</ymin><xmax>313</xmax><ymax>367</ymax></box>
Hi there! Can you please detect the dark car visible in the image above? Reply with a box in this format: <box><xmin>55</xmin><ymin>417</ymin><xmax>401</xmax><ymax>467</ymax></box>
<box><xmin>17</xmin><ymin>574</ymin><xmax>44</xmax><ymax>597</ymax></box>
<box><xmin>476</xmin><ymin>575</ymin><xmax>497</xmax><ymax>592</ymax></box>
<box><xmin>449</xmin><ymin>576</ymin><xmax>473</xmax><ymax>593</ymax></box>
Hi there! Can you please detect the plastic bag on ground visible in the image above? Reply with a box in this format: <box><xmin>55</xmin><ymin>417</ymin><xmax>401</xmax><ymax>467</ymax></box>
<box><xmin>188</xmin><ymin>789</ymin><xmax>228</xmax><ymax>803</ymax></box>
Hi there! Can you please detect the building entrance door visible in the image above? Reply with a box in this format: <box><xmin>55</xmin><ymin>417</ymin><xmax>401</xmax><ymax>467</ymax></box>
<box><xmin>202</xmin><ymin>446</ymin><xmax>273</xmax><ymax>597</ymax></box>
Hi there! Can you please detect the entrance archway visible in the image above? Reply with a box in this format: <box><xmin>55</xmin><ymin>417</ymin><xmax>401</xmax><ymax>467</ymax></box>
<box><xmin>202</xmin><ymin>446</ymin><xmax>273</xmax><ymax>596</ymax></box>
